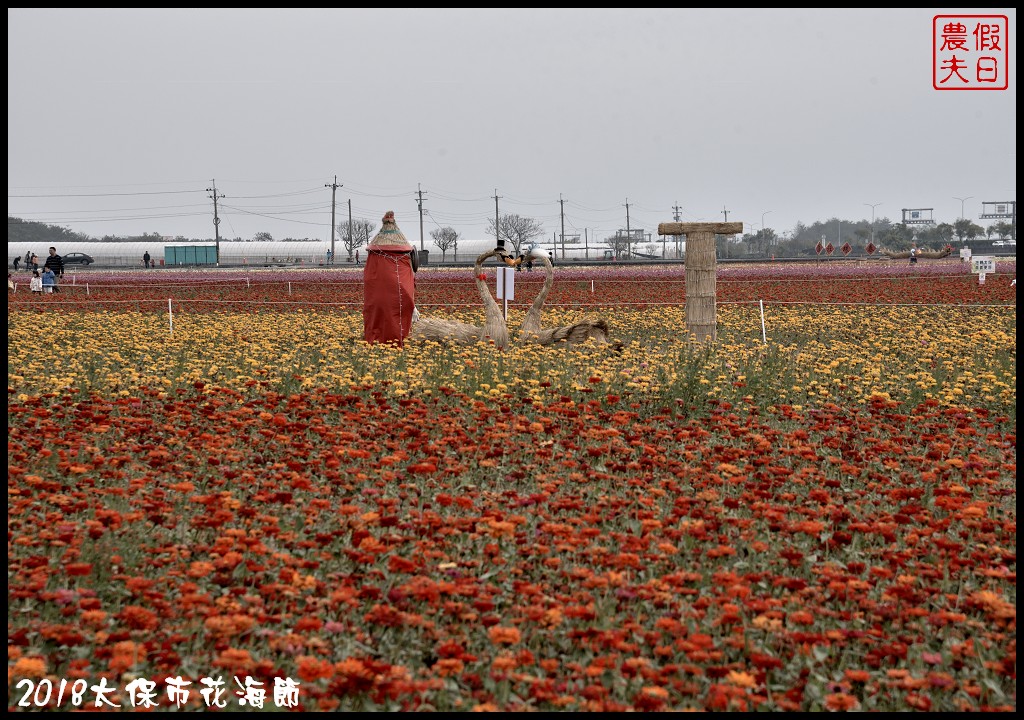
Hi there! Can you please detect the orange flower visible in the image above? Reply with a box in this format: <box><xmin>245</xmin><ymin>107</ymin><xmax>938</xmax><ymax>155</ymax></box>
<box><xmin>491</xmin><ymin>653</ymin><xmax>517</xmax><ymax>672</ymax></box>
<box><xmin>726</xmin><ymin>670</ymin><xmax>757</xmax><ymax>688</ymax></box>
<box><xmin>434</xmin><ymin>658</ymin><xmax>464</xmax><ymax>677</ymax></box>
<box><xmin>334</xmin><ymin>658</ymin><xmax>372</xmax><ymax>678</ymax></box>
<box><xmin>204</xmin><ymin>614</ymin><xmax>255</xmax><ymax>638</ymax></box>
<box><xmin>488</xmin><ymin>626</ymin><xmax>521</xmax><ymax>645</ymax></box>
<box><xmin>845</xmin><ymin>669</ymin><xmax>871</xmax><ymax>683</ymax></box>
<box><xmin>332</xmin><ymin>657</ymin><xmax>377</xmax><ymax>694</ymax></box>
<box><xmin>213</xmin><ymin>551</ymin><xmax>244</xmax><ymax>570</ymax></box>
<box><xmin>108</xmin><ymin>640</ymin><xmax>146</xmax><ymax>674</ymax></box>
<box><xmin>187</xmin><ymin>561</ymin><xmax>216</xmax><ymax>578</ymax></box>
<box><xmin>124</xmin><ymin>576</ymin><xmax>155</xmax><ymax>594</ymax></box>
<box><xmin>118</xmin><ymin>605</ymin><xmax>159</xmax><ymax>631</ymax></box>
<box><xmin>788</xmin><ymin>610</ymin><xmax>815</xmax><ymax>626</ymax></box>
<box><xmin>634</xmin><ymin>685</ymin><xmax>669</xmax><ymax>711</ymax></box>
<box><xmin>10</xmin><ymin>656</ymin><xmax>47</xmax><ymax>679</ymax></box>
<box><xmin>213</xmin><ymin>648</ymin><xmax>255</xmax><ymax>673</ymax></box>
<box><xmin>824</xmin><ymin>693</ymin><xmax>860</xmax><ymax>711</ymax></box>
<box><xmin>295</xmin><ymin>655</ymin><xmax>334</xmax><ymax>682</ymax></box>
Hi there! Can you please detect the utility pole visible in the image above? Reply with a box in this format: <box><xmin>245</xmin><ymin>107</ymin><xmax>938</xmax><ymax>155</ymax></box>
<box><xmin>559</xmin><ymin>193</ymin><xmax>566</xmax><ymax>259</ymax></box>
<box><xmin>206</xmin><ymin>180</ymin><xmax>225</xmax><ymax>265</ymax></box>
<box><xmin>493</xmin><ymin>189</ymin><xmax>503</xmax><ymax>250</ymax></box>
<box><xmin>625</xmin><ymin>198</ymin><xmax>631</xmax><ymax>259</ymax></box>
<box><xmin>672</xmin><ymin>202</ymin><xmax>683</xmax><ymax>258</ymax></box>
<box><xmin>719</xmin><ymin>206</ymin><xmax>731</xmax><ymax>261</ymax></box>
<box><xmin>347</xmin><ymin>199</ymin><xmax>353</xmax><ymax>260</ymax></box>
<box><xmin>416</xmin><ymin>184</ymin><xmax>427</xmax><ymax>251</ymax></box>
<box><xmin>325</xmin><ymin>175</ymin><xmax>342</xmax><ymax>263</ymax></box>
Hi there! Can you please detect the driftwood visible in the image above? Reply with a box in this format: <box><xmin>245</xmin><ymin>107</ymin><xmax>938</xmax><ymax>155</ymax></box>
<box><xmin>880</xmin><ymin>246</ymin><xmax>953</xmax><ymax>260</ymax></box>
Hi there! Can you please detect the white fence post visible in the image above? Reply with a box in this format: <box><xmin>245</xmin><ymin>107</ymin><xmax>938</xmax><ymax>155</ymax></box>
<box><xmin>168</xmin><ymin>298</ymin><xmax>173</xmax><ymax>335</ymax></box>
<box><xmin>759</xmin><ymin>299</ymin><xmax>767</xmax><ymax>344</ymax></box>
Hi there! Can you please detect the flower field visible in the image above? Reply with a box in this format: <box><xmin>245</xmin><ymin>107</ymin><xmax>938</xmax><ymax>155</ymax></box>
<box><xmin>7</xmin><ymin>260</ymin><xmax>1016</xmax><ymax>711</ymax></box>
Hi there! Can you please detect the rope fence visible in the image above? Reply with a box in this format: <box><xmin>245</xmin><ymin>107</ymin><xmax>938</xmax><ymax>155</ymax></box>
<box><xmin>9</xmin><ymin>270</ymin><xmax>1015</xmax><ymax>295</ymax></box>
<box><xmin>8</xmin><ymin>295</ymin><xmax>1015</xmax><ymax>341</ymax></box>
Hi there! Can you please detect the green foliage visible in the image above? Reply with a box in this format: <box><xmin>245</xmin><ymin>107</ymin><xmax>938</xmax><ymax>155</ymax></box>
<box><xmin>953</xmin><ymin>218</ymin><xmax>986</xmax><ymax>243</ymax></box>
<box><xmin>986</xmin><ymin>221</ymin><xmax>1014</xmax><ymax>240</ymax></box>
<box><xmin>7</xmin><ymin>217</ymin><xmax>92</xmax><ymax>245</ymax></box>
<box><xmin>880</xmin><ymin>222</ymin><xmax>914</xmax><ymax>250</ymax></box>
<box><xmin>916</xmin><ymin>223</ymin><xmax>954</xmax><ymax>245</ymax></box>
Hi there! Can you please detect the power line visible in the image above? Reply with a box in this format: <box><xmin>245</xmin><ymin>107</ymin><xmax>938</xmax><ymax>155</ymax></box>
<box><xmin>9</xmin><ymin>189</ymin><xmax>204</xmax><ymax>198</ymax></box>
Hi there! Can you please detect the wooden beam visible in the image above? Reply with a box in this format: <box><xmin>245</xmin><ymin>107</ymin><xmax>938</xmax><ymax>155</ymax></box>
<box><xmin>658</xmin><ymin>222</ymin><xmax>744</xmax><ymax>236</ymax></box>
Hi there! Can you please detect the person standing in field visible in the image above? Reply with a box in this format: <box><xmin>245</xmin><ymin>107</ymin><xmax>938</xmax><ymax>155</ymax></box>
<box><xmin>144</xmin><ymin>250</ymin><xmax>151</xmax><ymax>268</ymax></box>
<box><xmin>43</xmin><ymin>247</ymin><xmax>64</xmax><ymax>292</ymax></box>
<box><xmin>363</xmin><ymin>210</ymin><xmax>418</xmax><ymax>346</ymax></box>
<box><xmin>30</xmin><ymin>269</ymin><xmax>42</xmax><ymax>293</ymax></box>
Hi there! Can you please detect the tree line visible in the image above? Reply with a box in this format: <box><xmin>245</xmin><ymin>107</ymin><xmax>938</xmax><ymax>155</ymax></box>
<box><xmin>8</xmin><ymin>213</ymin><xmax>1015</xmax><ymax>261</ymax></box>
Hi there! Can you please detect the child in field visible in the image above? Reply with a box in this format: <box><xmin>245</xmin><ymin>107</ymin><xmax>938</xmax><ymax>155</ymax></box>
<box><xmin>30</xmin><ymin>270</ymin><xmax>42</xmax><ymax>293</ymax></box>
<box><xmin>41</xmin><ymin>266</ymin><xmax>55</xmax><ymax>293</ymax></box>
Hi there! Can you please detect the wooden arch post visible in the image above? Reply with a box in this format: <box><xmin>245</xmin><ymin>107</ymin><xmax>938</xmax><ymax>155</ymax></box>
<box><xmin>658</xmin><ymin>222</ymin><xmax>743</xmax><ymax>342</ymax></box>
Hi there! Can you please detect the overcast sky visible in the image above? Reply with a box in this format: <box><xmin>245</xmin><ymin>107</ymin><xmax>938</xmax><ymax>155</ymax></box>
<box><xmin>7</xmin><ymin>8</ymin><xmax>1017</xmax><ymax>248</ymax></box>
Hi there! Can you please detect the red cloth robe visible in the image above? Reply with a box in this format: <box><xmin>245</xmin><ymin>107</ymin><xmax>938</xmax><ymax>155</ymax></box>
<box><xmin>363</xmin><ymin>245</ymin><xmax>416</xmax><ymax>346</ymax></box>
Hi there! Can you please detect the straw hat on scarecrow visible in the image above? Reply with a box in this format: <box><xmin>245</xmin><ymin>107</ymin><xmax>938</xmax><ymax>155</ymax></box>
<box><xmin>369</xmin><ymin>211</ymin><xmax>407</xmax><ymax>246</ymax></box>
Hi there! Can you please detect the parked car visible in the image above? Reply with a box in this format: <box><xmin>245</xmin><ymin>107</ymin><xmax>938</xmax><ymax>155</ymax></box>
<box><xmin>63</xmin><ymin>252</ymin><xmax>94</xmax><ymax>266</ymax></box>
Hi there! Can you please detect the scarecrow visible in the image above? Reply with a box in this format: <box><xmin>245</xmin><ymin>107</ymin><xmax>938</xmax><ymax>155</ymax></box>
<box><xmin>363</xmin><ymin>211</ymin><xmax>418</xmax><ymax>346</ymax></box>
